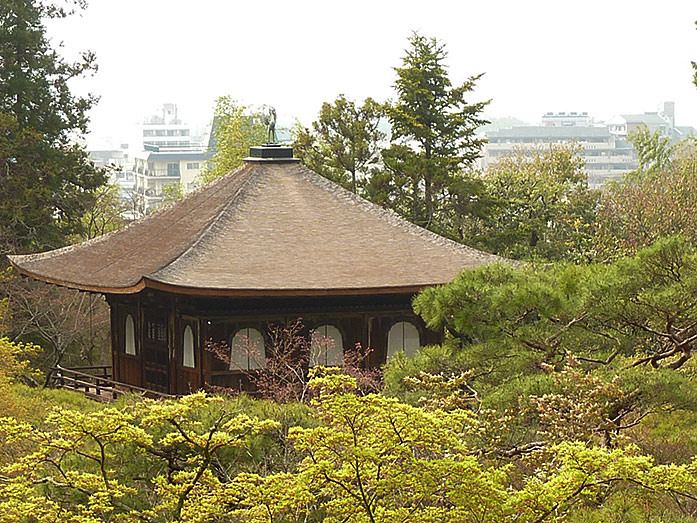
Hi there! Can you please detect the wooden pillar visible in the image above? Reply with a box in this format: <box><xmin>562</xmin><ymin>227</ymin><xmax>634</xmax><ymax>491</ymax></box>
<box><xmin>108</xmin><ymin>298</ymin><xmax>119</xmax><ymax>382</ymax></box>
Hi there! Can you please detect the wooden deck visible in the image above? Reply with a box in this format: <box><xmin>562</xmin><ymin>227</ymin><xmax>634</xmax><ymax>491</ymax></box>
<box><xmin>49</xmin><ymin>365</ymin><xmax>175</xmax><ymax>402</ymax></box>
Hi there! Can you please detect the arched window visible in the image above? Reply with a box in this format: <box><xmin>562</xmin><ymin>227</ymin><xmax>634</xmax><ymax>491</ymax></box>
<box><xmin>386</xmin><ymin>321</ymin><xmax>420</xmax><ymax>361</ymax></box>
<box><xmin>230</xmin><ymin>328</ymin><xmax>266</xmax><ymax>370</ymax></box>
<box><xmin>311</xmin><ymin>325</ymin><xmax>344</xmax><ymax>366</ymax></box>
<box><xmin>125</xmin><ymin>314</ymin><xmax>136</xmax><ymax>355</ymax></box>
<box><xmin>183</xmin><ymin>325</ymin><xmax>195</xmax><ymax>368</ymax></box>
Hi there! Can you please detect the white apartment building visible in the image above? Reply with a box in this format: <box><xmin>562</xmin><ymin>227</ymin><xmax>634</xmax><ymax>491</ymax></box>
<box><xmin>130</xmin><ymin>104</ymin><xmax>213</xmax><ymax>215</ymax></box>
<box><xmin>483</xmin><ymin>123</ymin><xmax>636</xmax><ymax>187</ymax></box>
<box><xmin>482</xmin><ymin>103</ymin><xmax>695</xmax><ymax>188</ymax></box>
<box><xmin>131</xmin><ymin>146</ymin><xmax>211</xmax><ymax>215</ymax></box>
<box><xmin>142</xmin><ymin>103</ymin><xmax>194</xmax><ymax>149</ymax></box>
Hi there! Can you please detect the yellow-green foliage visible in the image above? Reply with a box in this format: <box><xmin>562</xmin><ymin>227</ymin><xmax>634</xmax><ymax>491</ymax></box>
<box><xmin>199</xmin><ymin>96</ymin><xmax>266</xmax><ymax>185</ymax></box>
<box><xmin>0</xmin><ymin>392</ymin><xmax>283</xmax><ymax>522</ymax></box>
<box><xmin>3</xmin><ymin>384</ymin><xmax>99</xmax><ymax>433</ymax></box>
<box><xmin>0</xmin><ymin>336</ymin><xmax>37</xmax><ymax>389</ymax></box>
<box><xmin>0</xmin><ymin>286</ymin><xmax>41</xmax><ymax>419</ymax></box>
<box><xmin>2</xmin><ymin>371</ymin><xmax>697</xmax><ymax>521</ymax></box>
<box><xmin>288</xmin><ymin>371</ymin><xmax>508</xmax><ymax>522</ymax></box>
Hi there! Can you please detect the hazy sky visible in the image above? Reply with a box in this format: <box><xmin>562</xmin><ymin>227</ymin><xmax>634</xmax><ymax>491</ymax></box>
<box><xmin>45</xmin><ymin>0</ymin><xmax>697</xmax><ymax>148</ymax></box>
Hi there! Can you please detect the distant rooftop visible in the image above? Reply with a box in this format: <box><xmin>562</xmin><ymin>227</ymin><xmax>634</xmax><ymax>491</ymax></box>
<box><xmin>487</xmin><ymin>126</ymin><xmax>609</xmax><ymax>139</ymax></box>
<box><xmin>620</xmin><ymin>113</ymin><xmax>670</xmax><ymax>125</ymax></box>
<box><xmin>145</xmin><ymin>103</ymin><xmax>182</xmax><ymax>126</ymax></box>
<box><xmin>543</xmin><ymin>111</ymin><xmax>589</xmax><ymax>117</ymax></box>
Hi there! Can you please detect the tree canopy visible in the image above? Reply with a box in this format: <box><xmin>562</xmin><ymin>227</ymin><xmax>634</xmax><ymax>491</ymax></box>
<box><xmin>366</xmin><ymin>32</ymin><xmax>489</xmax><ymax>238</ymax></box>
<box><xmin>200</xmin><ymin>96</ymin><xmax>266</xmax><ymax>185</ymax></box>
<box><xmin>414</xmin><ymin>237</ymin><xmax>697</xmax><ymax>374</ymax></box>
<box><xmin>293</xmin><ymin>95</ymin><xmax>385</xmax><ymax>194</ymax></box>
<box><xmin>628</xmin><ymin>124</ymin><xmax>674</xmax><ymax>176</ymax></box>
<box><xmin>596</xmin><ymin>135</ymin><xmax>697</xmax><ymax>258</ymax></box>
<box><xmin>468</xmin><ymin>143</ymin><xmax>599</xmax><ymax>261</ymax></box>
<box><xmin>0</xmin><ymin>0</ymin><xmax>106</xmax><ymax>252</ymax></box>
<box><xmin>3</xmin><ymin>373</ymin><xmax>697</xmax><ymax>521</ymax></box>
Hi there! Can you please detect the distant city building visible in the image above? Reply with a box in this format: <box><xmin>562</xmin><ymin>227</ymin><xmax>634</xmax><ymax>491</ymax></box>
<box><xmin>89</xmin><ymin>146</ymin><xmax>130</xmax><ymax>170</ymax></box>
<box><xmin>482</xmin><ymin>102</ymin><xmax>696</xmax><ymax>188</ymax></box>
<box><xmin>483</xmin><ymin>124</ymin><xmax>635</xmax><ymax>187</ymax></box>
<box><xmin>89</xmin><ymin>145</ymin><xmax>135</xmax><ymax>209</ymax></box>
<box><xmin>131</xmin><ymin>145</ymin><xmax>212</xmax><ymax>214</ymax></box>
<box><xmin>142</xmin><ymin>103</ymin><xmax>194</xmax><ymax>149</ymax></box>
<box><xmin>131</xmin><ymin>104</ymin><xmax>212</xmax><ymax>215</ymax></box>
<box><xmin>87</xmin><ymin>104</ymin><xmax>215</xmax><ymax>216</ymax></box>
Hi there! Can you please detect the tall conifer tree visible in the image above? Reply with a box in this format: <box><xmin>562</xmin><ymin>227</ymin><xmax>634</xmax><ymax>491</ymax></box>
<box><xmin>369</xmin><ymin>33</ymin><xmax>488</xmax><ymax>236</ymax></box>
<box><xmin>0</xmin><ymin>0</ymin><xmax>106</xmax><ymax>252</ymax></box>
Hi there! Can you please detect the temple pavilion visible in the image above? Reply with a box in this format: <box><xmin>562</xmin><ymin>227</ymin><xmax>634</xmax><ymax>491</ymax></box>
<box><xmin>9</xmin><ymin>145</ymin><xmax>501</xmax><ymax>394</ymax></box>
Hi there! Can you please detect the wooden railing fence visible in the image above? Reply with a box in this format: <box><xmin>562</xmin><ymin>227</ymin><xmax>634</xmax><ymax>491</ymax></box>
<box><xmin>49</xmin><ymin>365</ymin><xmax>174</xmax><ymax>402</ymax></box>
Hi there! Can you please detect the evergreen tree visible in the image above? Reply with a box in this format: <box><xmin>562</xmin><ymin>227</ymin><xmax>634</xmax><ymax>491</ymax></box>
<box><xmin>0</xmin><ymin>0</ymin><xmax>106</xmax><ymax>252</ymax></box>
<box><xmin>370</xmin><ymin>32</ymin><xmax>489</xmax><ymax>235</ymax></box>
<box><xmin>293</xmin><ymin>95</ymin><xmax>385</xmax><ymax>194</ymax></box>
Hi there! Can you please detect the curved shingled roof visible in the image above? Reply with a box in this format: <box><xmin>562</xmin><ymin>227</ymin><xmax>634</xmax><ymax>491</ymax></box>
<box><xmin>9</xmin><ymin>158</ymin><xmax>503</xmax><ymax>296</ymax></box>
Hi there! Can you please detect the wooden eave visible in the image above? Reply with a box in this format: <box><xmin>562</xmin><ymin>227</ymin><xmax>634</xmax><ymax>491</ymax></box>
<box><xmin>8</xmin><ymin>260</ymin><xmax>430</xmax><ymax>298</ymax></box>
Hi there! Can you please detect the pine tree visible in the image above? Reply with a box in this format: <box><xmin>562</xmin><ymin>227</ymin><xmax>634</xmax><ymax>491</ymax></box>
<box><xmin>293</xmin><ymin>95</ymin><xmax>385</xmax><ymax>194</ymax></box>
<box><xmin>371</xmin><ymin>32</ymin><xmax>488</xmax><ymax>236</ymax></box>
